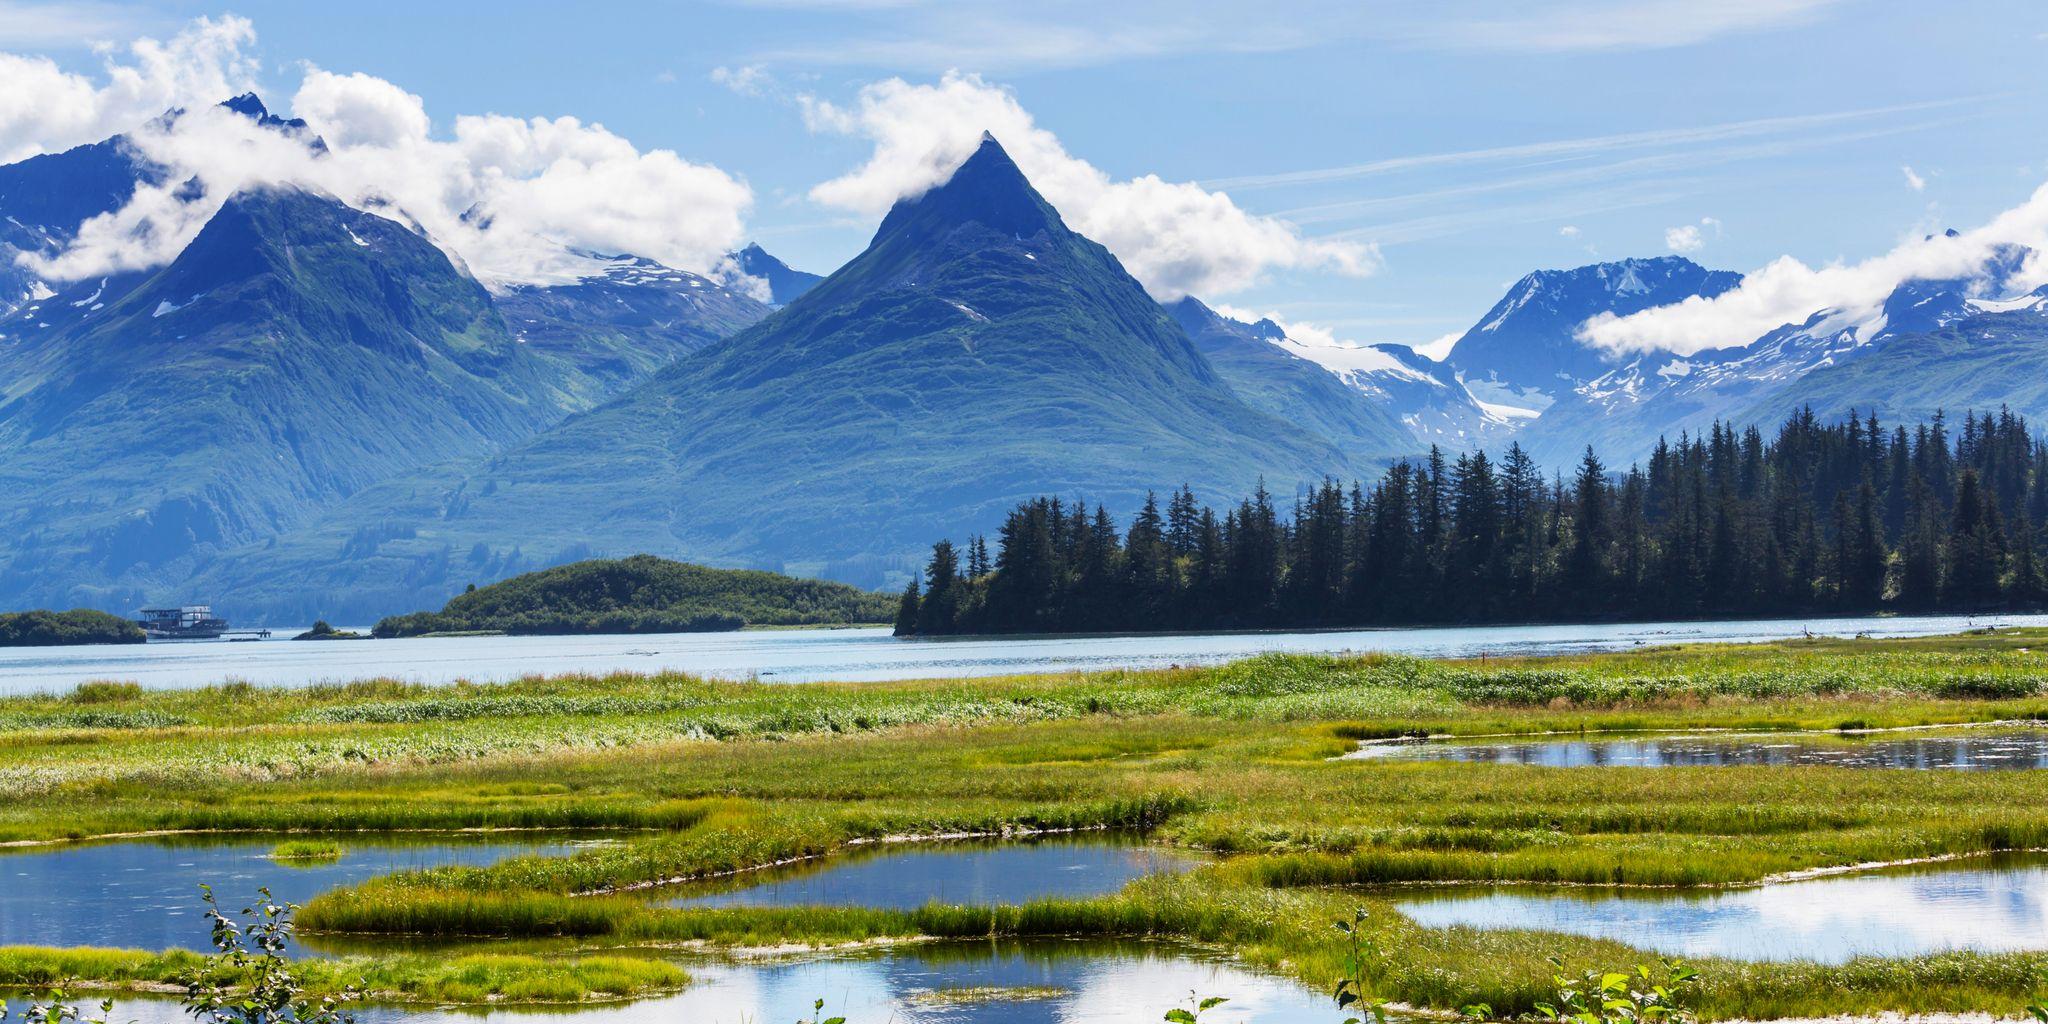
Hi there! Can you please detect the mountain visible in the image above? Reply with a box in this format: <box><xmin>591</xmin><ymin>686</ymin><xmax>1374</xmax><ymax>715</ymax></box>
<box><xmin>1509</xmin><ymin>245</ymin><xmax>2037</xmax><ymax>464</ymax></box>
<box><xmin>1167</xmin><ymin>298</ymin><xmax>1414</xmax><ymax>459</ymax></box>
<box><xmin>0</xmin><ymin>94</ymin><xmax>317</xmax><ymax>317</ymax></box>
<box><xmin>731</xmin><ymin>243</ymin><xmax>824</xmax><ymax>305</ymax></box>
<box><xmin>0</xmin><ymin>185</ymin><xmax>565</xmax><ymax>611</ymax></box>
<box><xmin>1730</xmin><ymin>289</ymin><xmax>2048</xmax><ymax>428</ymax></box>
<box><xmin>1446</xmin><ymin>256</ymin><xmax>1743</xmax><ymax>412</ymax></box>
<box><xmin>494</xmin><ymin>253</ymin><xmax>773</xmax><ymax>405</ymax></box>
<box><xmin>188</xmin><ymin>133</ymin><xmax>1364</xmax><ymax>618</ymax></box>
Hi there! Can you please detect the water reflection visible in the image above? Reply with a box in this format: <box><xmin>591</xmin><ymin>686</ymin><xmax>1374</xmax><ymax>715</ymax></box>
<box><xmin>0</xmin><ymin>835</ymin><xmax>609</xmax><ymax>951</ymax></box>
<box><xmin>1395</xmin><ymin>855</ymin><xmax>2048</xmax><ymax>962</ymax></box>
<box><xmin>53</xmin><ymin>941</ymin><xmax>1343</xmax><ymax>1024</ymax></box>
<box><xmin>662</xmin><ymin>835</ymin><xmax>1204</xmax><ymax>910</ymax></box>
<box><xmin>1351</xmin><ymin>727</ymin><xmax>2048</xmax><ymax>770</ymax></box>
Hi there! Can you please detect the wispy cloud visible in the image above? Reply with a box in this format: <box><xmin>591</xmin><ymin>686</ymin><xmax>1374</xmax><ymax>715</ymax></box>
<box><xmin>0</xmin><ymin>0</ymin><xmax>151</xmax><ymax>46</ymax></box>
<box><xmin>1902</xmin><ymin>164</ymin><xmax>1927</xmax><ymax>191</ymax></box>
<box><xmin>1204</xmin><ymin>97</ymin><xmax>1989</xmax><ymax>192</ymax></box>
<box><xmin>732</xmin><ymin>0</ymin><xmax>1846</xmax><ymax>72</ymax></box>
<box><xmin>1396</xmin><ymin>0</ymin><xmax>1845</xmax><ymax>53</ymax></box>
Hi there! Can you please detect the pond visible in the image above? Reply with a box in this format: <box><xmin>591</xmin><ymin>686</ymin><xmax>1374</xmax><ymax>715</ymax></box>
<box><xmin>48</xmin><ymin>940</ymin><xmax>1344</xmax><ymax>1024</ymax></box>
<box><xmin>1347</xmin><ymin>726</ymin><xmax>2048</xmax><ymax>770</ymax></box>
<box><xmin>6</xmin><ymin>611</ymin><xmax>2044</xmax><ymax>694</ymax></box>
<box><xmin>1393</xmin><ymin>854</ymin><xmax>2048</xmax><ymax>962</ymax></box>
<box><xmin>0</xmin><ymin>834</ymin><xmax>609</xmax><ymax>951</ymax></box>
<box><xmin>660</xmin><ymin>834</ymin><xmax>1205</xmax><ymax>910</ymax></box>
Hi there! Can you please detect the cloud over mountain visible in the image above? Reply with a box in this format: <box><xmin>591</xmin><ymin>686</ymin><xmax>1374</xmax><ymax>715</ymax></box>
<box><xmin>10</xmin><ymin>19</ymin><xmax>755</xmax><ymax>288</ymax></box>
<box><xmin>800</xmin><ymin>71</ymin><xmax>1375</xmax><ymax>300</ymax></box>
<box><xmin>1582</xmin><ymin>183</ymin><xmax>2048</xmax><ymax>357</ymax></box>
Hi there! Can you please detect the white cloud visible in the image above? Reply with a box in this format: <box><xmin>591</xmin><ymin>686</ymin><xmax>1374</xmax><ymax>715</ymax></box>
<box><xmin>1581</xmin><ymin>183</ymin><xmax>2048</xmax><ymax>357</ymax></box>
<box><xmin>710</xmin><ymin>64</ymin><xmax>771</xmax><ymax>96</ymax></box>
<box><xmin>799</xmin><ymin>71</ymin><xmax>1374</xmax><ymax>300</ymax></box>
<box><xmin>17</xmin><ymin>25</ymin><xmax>755</xmax><ymax>289</ymax></box>
<box><xmin>1903</xmin><ymin>164</ymin><xmax>1927</xmax><ymax>191</ymax></box>
<box><xmin>1559</xmin><ymin>225</ymin><xmax>1582</xmax><ymax>238</ymax></box>
<box><xmin>1663</xmin><ymin>216</ymin><xmax>1720</xmax><ymax>254</ymax></box>
<box><xmin>0</xmin><ymin>14</ymin><xmax>256</xmax><ymax>163</ymax></box>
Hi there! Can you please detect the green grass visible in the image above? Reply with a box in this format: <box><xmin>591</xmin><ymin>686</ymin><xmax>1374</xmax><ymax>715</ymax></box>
<box><xmin>270</xmin><ymin>839</ymin><xmax>345</xmax><ymax>864</ymax></box>
<box><xmin>11</xmin><ymin>630</ymin><xmax>2048</xmax><ymax>1018</ymax></box>
<box><xmin>0</xmin><ymin>946</ymin><xmax>687</xmax><ymax>1005</ymax></box>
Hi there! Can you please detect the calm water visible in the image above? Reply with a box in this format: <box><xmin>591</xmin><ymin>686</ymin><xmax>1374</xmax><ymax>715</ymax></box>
<box><xmin>1350</xmin><ymin>726</ymin><xmax>2048</xmax><ymax>769</ymax></box>
<box><xmin>68</xmin><ymin>941</ymin><xmax>1341</xmax><ymax>1024</ymax></box>
<box><xmin>5</xmin><ymin>611</ymin><xmax>2043</xmax><ymax>695</ymax></box>
<box><xmin>0</xmin><ymin>835</ymin><xmax>607</xmax><ymax>951</ymax></box>
<box><xmin>663</xmin><ymin>835</ymin><xmax>1204</xmax><ymax>910</ymax></box>
<box><xmin>1396</xmin><ymin>855</ymin><xmax>2048</xmax><ymax>962</ymax></box>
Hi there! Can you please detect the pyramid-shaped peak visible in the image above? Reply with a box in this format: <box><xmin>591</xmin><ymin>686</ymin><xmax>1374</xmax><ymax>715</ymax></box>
<box><xmin>220</xmin><ymin>93</ymin><xmax>271</xmax><ymax>119</ymax></box>
<box><xmin>869</xmin><ymin>131</ymin><xmax>1058</xmax><ymax>245</ymax></box>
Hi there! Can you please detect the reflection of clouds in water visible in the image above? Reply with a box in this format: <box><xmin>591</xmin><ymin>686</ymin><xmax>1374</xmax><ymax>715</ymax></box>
<box><xmin>1063</xmin><ymin>956</ymin><xmax>1332</xmax><ymax>1022</ymax></box>
<box><xmin>1399</xmin><ymin>861</ymin><xmax>2048</xmax><ymax>963</ymax></box>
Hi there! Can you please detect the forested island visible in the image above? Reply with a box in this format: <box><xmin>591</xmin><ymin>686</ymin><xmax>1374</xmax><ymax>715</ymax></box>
<box><xmin>0</xmin><ymin>608</ymin><xmax>145</xmax><ymax>646</ymax></box>
<box><xmin>373</xmin><ymin>555</ymin><xmax>895</xmax><ymax>637</ymax></box>
<box><xmin>897</xmin><ymin>409</ymin><xmax>2048</xmax><ymax>635</ymax></box>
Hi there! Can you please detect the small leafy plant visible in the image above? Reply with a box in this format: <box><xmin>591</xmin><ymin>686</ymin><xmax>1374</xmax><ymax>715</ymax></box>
<box><xmin>796</xmin><ymin>997</ymin><xmax>845</xmax><ymax>1024</ymax></box>
<box><xmin>1165</xmin><ymin>993</ymin><xmax>1230</xmax><ymax>1023</ymax></box>
<box><xmin>1530</xmin><ymin>959</ymin><xmax>1698</xmax><ymax>1024</ymax></box>
<box><xmin>1333</xmin><ymin>908</ymin><xmax>1389</xmax><ymax>1024</ymax></box>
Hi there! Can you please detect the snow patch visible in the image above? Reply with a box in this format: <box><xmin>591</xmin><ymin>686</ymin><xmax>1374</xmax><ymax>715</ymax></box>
<box><xmin>948</xmin><ymin>300</ymin><xmax>990</xmax><ymax>323</ymax></box>
<box><xmin>70</xmin><ymin>279</ymin><xmax>106</xmax><ymax>308</ymax></box>
<box><xmin>1656</xmin><ymin>359</ymin><xmax>1694</xmax><ymax>379</ymax></box>
<box><xmin>345</xmin><ymin>226</ymin><xmax>371</xmax><ymax>247</ymax></box>
<box><xmin>152</xmin><ymin>294</ymin><xmax>203</xmax><ymax>318</ymax></box>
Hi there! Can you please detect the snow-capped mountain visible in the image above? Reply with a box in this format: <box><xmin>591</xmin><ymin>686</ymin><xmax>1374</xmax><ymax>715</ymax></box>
<box><xmin>1445</xmin><ymin>256</ymin><xmax>1743</xmax><ymax>413</ymax></box>
<box><xmin>1510</xmin><ymin>240</ymin><xmax>2039</xmax><ymax>464</ymax></box>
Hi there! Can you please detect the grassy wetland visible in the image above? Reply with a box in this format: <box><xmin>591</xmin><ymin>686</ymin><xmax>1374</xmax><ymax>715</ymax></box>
<box><xmin>8</xmin><ymin>629</ymin><xmax>2048</xmax><ymax>1018</ymax></box>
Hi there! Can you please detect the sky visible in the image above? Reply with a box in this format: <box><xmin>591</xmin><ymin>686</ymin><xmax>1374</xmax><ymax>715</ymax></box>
<box><xmin>3</xmin><ymin>0</ymin><xmax>2046</xmax><ymax>356</ymax></box>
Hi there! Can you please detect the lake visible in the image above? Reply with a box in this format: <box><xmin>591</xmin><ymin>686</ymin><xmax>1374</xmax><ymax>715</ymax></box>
<box><xmin>1394</xmin><ymin>854</ymin><xmax>2048</xmax><ymax>963</ymax></box>
<box><xmin>3</xmin><ymin>611</ymin><xmax>2042</xmax><ymax>695</ymax></box>
<box><xmin>45</xmin><ymin>940</ymin><xmax>1344</xmax><ymax>1024</ymax></box>
<box><xmin>1347</xmin><ymin>726</ymin><xmax>2048</xmax><ymax>770</ymax></box>
<box><xmin>0</xmin><ymin>835</ymin><xmax>609</xmax><ymax>951</ymax></box>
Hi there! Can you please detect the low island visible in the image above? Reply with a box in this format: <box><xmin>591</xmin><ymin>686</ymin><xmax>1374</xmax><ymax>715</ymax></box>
<box><xmin>0</xmin><ymin>608</ymin><xmax>145</xmax><ymax>647</ymax></box>
<box><xmin>372</xmin><ymin>554</ymin><xmax>894</xmax><ymax>637</ymax></box>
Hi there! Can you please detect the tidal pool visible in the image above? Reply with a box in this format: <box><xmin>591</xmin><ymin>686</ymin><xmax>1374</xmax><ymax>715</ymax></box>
<box><xmin>661</xmin><ymin>834</ymin><xmax>1205</xmax><ymax>910</ymax></box>
<box><xmin>53</xmin><ymin>941</ymin><xmax>1341</xmax><ymax>1024</ymax></box>
<box><xmin>1349</xmin><ymin>726</ymin><xmax>2048</xmax><ymax>769</ymax></box>
<box><xmin>0</xmin><ymin>834</ymin><xmax>609</xmax><ymax>951</ymax></box>
<box><xmin>1395</xmin><ymin>854</ymin><xmax>2048</xmax><ymax>962</ymax></box>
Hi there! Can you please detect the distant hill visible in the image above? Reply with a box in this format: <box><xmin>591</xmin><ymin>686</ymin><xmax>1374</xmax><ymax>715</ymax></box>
<box><xmin>372</xmin><ymin>554</ymin><xmax>893</xmax><ymax>636</ymax></box>
<box><xmin>0</xmin><ymin>608</ymin><xmax>143</xmax><ymax>646</ymax></box>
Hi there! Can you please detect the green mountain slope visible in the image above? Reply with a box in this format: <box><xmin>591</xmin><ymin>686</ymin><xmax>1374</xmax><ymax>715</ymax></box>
<box><xmin>193</xmin><ymin>134</ymin><xmax>1362</xmax><ymax>618</ymax></box>
<box><xmin>374</xmin><ymin>554</ymin><xmax>892</xmax><ymax>635</ymax></box>
<box><xmin>0</xmin><ymin>185</ymin><xmax>566</xmax><ymax>610</ymax></box>
<box><xmin>1731</xmin><ymin>303</ymin><xmax>2048</xmax><ymax>427</ymax></box>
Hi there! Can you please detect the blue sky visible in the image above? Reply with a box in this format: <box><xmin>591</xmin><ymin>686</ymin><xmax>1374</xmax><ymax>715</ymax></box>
<box><xmin>10</xmin><ymin>0</ymin><xmax>2047</xmax><ymax>352</ymax></box>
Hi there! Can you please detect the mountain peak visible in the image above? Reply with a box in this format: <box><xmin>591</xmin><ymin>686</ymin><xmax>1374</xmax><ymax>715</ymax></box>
<box><xmin>870</xmin><ymin>131</ymin><xmax>1058</xmax><ymax>244</ymax></box>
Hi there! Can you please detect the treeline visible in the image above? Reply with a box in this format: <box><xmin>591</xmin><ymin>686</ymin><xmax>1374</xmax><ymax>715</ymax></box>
<box><xmin>0</xmin><ymin>608</ymin><xmax>144</xmax><ymax>646</ymax></box>
<box><xmin>375</xmin><ymin>554</ymin><xmax>895</xmax><ymax>637</ymax></box>
<box><xmin>896</xmin><ymin>409</ymin><xmax>2048</xmax><ymax>635</ymax></box>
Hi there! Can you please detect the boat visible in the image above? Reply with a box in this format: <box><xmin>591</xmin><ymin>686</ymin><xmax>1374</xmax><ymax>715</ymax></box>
<box><xmin>135</xmin><ymin>606</ymin><xmax>231</xmax><ymax>640</ymax></box>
